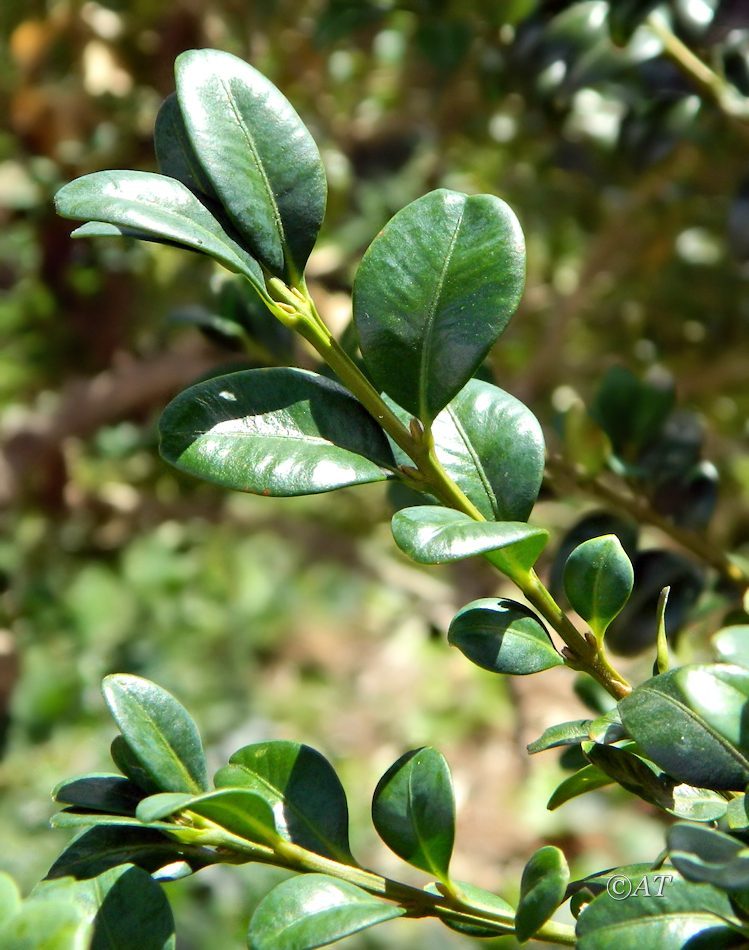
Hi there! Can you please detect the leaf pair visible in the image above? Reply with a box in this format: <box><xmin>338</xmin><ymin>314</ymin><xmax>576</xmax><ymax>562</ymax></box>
<box><xmin>56</xmin><ymin>49</ymin><xmax>327</xmax><ymax>288</ymax></box>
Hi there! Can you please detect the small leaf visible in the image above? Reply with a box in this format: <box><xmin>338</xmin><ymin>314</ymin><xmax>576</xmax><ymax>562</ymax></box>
<box><xmin>576</xmin><ymin>877</ymin><xmax>741</xmax><ymax>949</ymax></box>
<box><xmin>548</xmin><ymin>766</ymin><xmax>613</xmax><ymax>811</ymax></box>
<box><xmin>215</xmin><ymin>741</ymin><xmax>353</xmax><ymax>863</ymax></box>
<box><xmin>515</xmin><ymin>845</ymin><xmax>570</xmax><ymax>943</ymax></box>
<box><xmin>590</xmin><ymin>365</ymin><xmax>674</xmax><ymax>458</ymax></box>
<box><xmin>110</xmin><ymin>736</ymin><xmax>160</xmax><ymax>795</ymax></box>
<box><xmin>31</xmin><ymin>864</ymin><xmax>175</xmax><ymax>950</ymax></box>
<box><xmin>248</xmin><ymin>874</ymin><xmax>404</xmax><ymax>950</ymax></box>
<box><xmin>53</xmin><ymin>774</ymin><xmax>145</xmax><ymax>816</ymax></box>
<box><xmin>371</xmin><ymin>747</ymin><xmax>455</xmax><ymax>882</ymax></box>
<box><xmin>619</xmin><ymin>665</ymin><xmax>749</xmax><ymax>790</ymax></box>
<box><xmin>561</xmin><ymin>400</ymin><xmax>612</xmax><ymax>476</ymax></box>
<box><xmin>391</xmin><ymin>506</ymin><xmax>548</xmax><ymax>579</ymax></box>
<box><xmin>353</xmin><ymin>189</ymin><xmax>525</xmax><ymax>422</ymax></box>
<box><xmin>175</xmin><ymin>49</ymin><xmax>326</xmax><ymax>282</ymax></box>
<box><xmin>102</xmin><ymin>675</ymin><xmax>208</xmax><ymax>795</ymax></box>
<box><xmin>137</xmin><ymin>789</ymin><xmax>279</xmax><ymax>847</ymax></box>
<box><xmin>424</xmin><ymin>881</ymin><xmax>514</xmax><ymax>938</ymax></box>
<box><xmin>587</xmin><ymin>708</ymin><xmax>626</xmax><ymax>745</ymax></box>
<box><xmin>45</xmin><ymin>826</ymin><xmax>200</xmax><ymax>881</ymax></box>
<box><xmin>429</xmin><ymin>380</ymin><xmax>545</xmax><ymax>521</ymax></box>
<box><xmin>154</xmin><ymin>93</ymin><xmax>219</xmax><ymax>204</ymax></box>
<box><xmin>55</xmin><ymin>171</ymin><xmax>264</xmax><ymax>289</ymax></box>
<box><xmin>159</xmin><ymin>368</ymin><xmax>395</xmax><ymax>497</ymax></box>
<box><xmin>449</xmin><ymin>598</ymin><xmax>563</xmax><ymax>675</ymax></box>
<box><xmin>528</xmin><ymin>720</ymin><xmax>592</xmax><ymax>754</ymax></box>
<box><xmin>563</xmin><ymin>535</ymin><xmax>634</xmax><ymax>638</ymax></box>
<box><xmin>668</xmin><ymin>823</ymin><xmax>749</xmax><ymax>891</ymax></box>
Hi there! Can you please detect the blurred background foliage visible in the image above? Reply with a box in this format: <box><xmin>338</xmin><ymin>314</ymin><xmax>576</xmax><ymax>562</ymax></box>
<box><xmin>1</xmin><ymin>0</ymin><xmax>749</xmax><ymax>946</ymax></box>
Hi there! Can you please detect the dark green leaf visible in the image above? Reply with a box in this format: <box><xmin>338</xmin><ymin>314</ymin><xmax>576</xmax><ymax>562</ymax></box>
<box><xmin>137</xmin><ymin>789</ymin><xmax>279</xmax><ymax>847</ymax></box>
<box><xmin>619</xmin><ymin>665</ymin><xmax>749</xmax><ymax>790</ymax></box>
<box><xmin>0</xmin><ymin>900</ymin><xmax>87</xmax><ymax>950</ymax></box>
<box><xmin>215</xmin><ymin>741</ymin><xmax>353</xmax><ymax>863</ymax></box>
<box><xmin>585</xmin><ymin>744</ymin><xmax>728</xmax><ymax>822</ymax></box>
<box><xmin>248</xmin><ymin>874</ymin><xmax>404</xmax><ymax>949</ymax></box>
<box><xmin>371</xmin><ymin>747</ymin><xmax>455</xmax><ymax>882</ymax></box>
<box><xmin>528</xmin><ymin>720</ymin><xmax>592</xmax><ymax>754</ymax></box>
<box><xmin>563</xmin><ymin>535</ymin><xmax>634</xmax><ymax>638</ymax></box>
<box><xmin>102</xmin><ymin>675</ymin><xmax>208</xmax><ymax>795</ymax></box>
<box><xmin>424</xmin><ymin>880</ymin><xmax>514</xmax><ymax>938</ymax></box>
<box><xmin>576</xmin><ymin>877</ymin><xmax>741</xmax><ymax>949</ymax></box>
<box><xmin>55</xmin><ymin>171</ymin><xmax>264</xmax><ymax>289</ymax></box>
<box><xmin>32</xmin><ymin>864</ymin><xmax>175</xmax><ymax>949</ymax></box>
<box><xmin>175</xmin><ymin>49</ymin><xmax>326</xmax><ymax>282</ymax></box>
<box><xmin>548</xmin><ymin>765</ymin><xmax>613</xmax><ymax>811</ymax></box>
<box><xmin>159</xmin><ymin>368</ymin><xmax>395</xmax><ymax>497</ymax></box>
<box><xmin>515</xmin><ymin>845</ymin><xmax>569</xmax><ymax>943</ymax></box>
<box><xmin>391</xmin><ymin>507</ymin><xmax>548</xmax><ymax>579</ymax></box>
<box><xmin>53</xmin><ymin>774</ymin><xmax>145</xmax><ymax>816</ymax></box>
<box><xmin>353</xmin><ymin>189</ymin><xmax>525</xmax><ymax>422</ymax></box>
<box><xmin>668</xmin><ymin>823</ymin><xmax>749</xmax><ymax>891</ymax></box>
<box><xmin>110</xmin><ymin>737</ymin><xmax>160</xmax><ymax>795</ymax></box>
<box><xmin>154</xmin><ymin>93</ymin><xmax>218</xmax><ymax>203</ymax></box>
<box><xmin>568</xmin><ymin>864</ymin><xmax>668</xmax><ymax>900</ymax></box>
<box><xmin>449</xmin><ymin>598</ymin><xmax>562</xmax><ymax>676</ymax></box>
<box><xmin>45</xmin><ymin>826</ymin><xmax>197</xmax><ymax>881</ymax></box>
<box><xmin>590</xmin><ymin>365</ymin><xmax>674</xmax><ymax>458</ymax></box>
<box><xmin>429</xmin><ymin>380</ymin><xmax>544</xmax><ymax>521</ymax></box>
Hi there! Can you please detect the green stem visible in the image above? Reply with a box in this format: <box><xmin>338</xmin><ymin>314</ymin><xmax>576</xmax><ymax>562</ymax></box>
<box><xmin>198</xmin><ymin>824</ymin><xmax>576</xmax><ymax>945</ymax></box>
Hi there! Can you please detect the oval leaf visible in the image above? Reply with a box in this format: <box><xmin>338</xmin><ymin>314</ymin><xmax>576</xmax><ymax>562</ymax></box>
<box><xmin>576</xmin><ymin>878</ymin><xmax>740</xmax><ymax>949</ymax></box>
<box><xmin>102</xmin><ymin>675</ymin><xmax>208</xmax><ymax>795</ymax></box>
<box><xmin>31</xmin><ymin>865</ymin><xmax>175</xmax><ymax>950</ymax></box>
<box><xmin>448</xmin><ymin>598</ymin><xmax>562</xmax><ymax>675</ymax></box>
<box><xmin>55</xmin><ymin>170</ymin><xmax>264</xmax><ymax>289</ymax></box>
<box><xmin>53</xmin><ymin>774</ymin><xmax>145</xmax><ymax>816</ymax></box>
<box><xmin>154</xmin><ymin>93</ymin><xmax>219</xmax><ymax>203</ymax></box>
<box><xmin>515</xmin><ymin>845</ymin><xmax>570</xmax><ymax>943</ymax></box>
<box><xmin>137</xmin><ymin>789</ymin><xmax>278</xmax><ymax>847</ymax></box>
<box><xmin>353</xmin><ymin>189</ymin><xmax>525</xmax><ymax>422</ymax></box>
<box><xmin>391</xmin><ymin>506</ymin><xmax>548</xmax><ymax>579</ymax></box>
<box><xmin>248</xmin><ymin>874</ymin><xmax>404</xmax><ymax>950</ymax></box>
<box><xmin>548</xmin><ymin>765</ymin><xmax>614</xmax><ymax>811</ymax></box>
<box><xmin>619</xmin><ymin>665</ymin><xmax>749</xmax><ymax>790</ymax></box>
<box><xmin>424</xmin><ymin>880</ymin><xmax>514</xmax><ymax>938</ymax></box>
<box><xmin>159</xmin><ymin>368</ymin><xmax>395</xmax><ymax>497</ymax></box>
<box><xmin>371</xmin><ymin>747</ymin><xmax>455</xmax><ymax>882</ymax></box>
<box><xmin>528</xmin><ymin>720</ymin><xmax>593</xmax><ymax>754</ymax></box>
<box><xmin>175</xmin><ymin>48</ymin><xmax>326</xmax><ymax>282</ymax></box>
<box><xmin>215</xmin><ymin>741</ymin><xmax>353</xmax><ymax>863</ymax></box>
<box><xmin>668</xmin><ymin>823</ymin><xmax>749</xmax><ymax>891</ymax></box>
<box><xmin>564</xmin><ymin>535</ymin><xmax>634</xmax><ymax>638</ymax></box>
<box><xmin>430</xmin><ymin>380</ymin><xmax>544</xmax><ymax>521</ymax></box>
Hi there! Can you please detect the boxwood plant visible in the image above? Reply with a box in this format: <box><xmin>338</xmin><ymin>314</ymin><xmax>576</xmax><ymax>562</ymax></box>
<box><xmin>7</xmin><ymin>47</ymin><xmax>749</xmax><ymax>949</ymax></box>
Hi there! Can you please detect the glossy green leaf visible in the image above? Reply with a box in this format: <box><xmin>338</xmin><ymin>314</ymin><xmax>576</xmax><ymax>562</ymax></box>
<box><xmin>0</xmin><ymin>874</ymin><xmax>21</xmax><ymax>929</ymax></box>
<box><xmin>585</xmin><ymin>744</ymin><xmax>728</xmax><ymax>822</ymax></box>
<box><xmin>45</xmin><ymin>826</ymin><xmax>201</xmax><ymax>881</ymax></box>
<box><xmin>215</xmin><ymin>741</ymin><xmax>353</xmax><ymax>863</ymax></box>
<box><xmin>576</xmin><ymin>878</ymin><xmax>740</xmax><ymax>949</ymax></box>
<box><xmin>110</xmin><ymin>737</ymin><xmax>160</xmax><ymax>795</ymax></box>
<box><xmin>154</xmin><ymin>93</ymin><xmax>219</xmax><ymax>204</ymax></box>
<box><xmin>372</xmin><ymin>748</ymin><xmax>454</xmax><ymax>882</ymax></box>
<box><xmin>448</xmin><ymin>598</ymin><xmax>562</xmax><ymax>675</ymax></box>
<box><xmin>353</xmin><ymin>189</ymin><xmax>525</xmax><ymax>422</ymax></box>
<box><xmin>668</xmin><ymin>823</ymin><xmax>749</xmax><ymax>891</ymax></box>
<box><xmin>515</xmin><ymin>845</ymin><xmax>569</xmax><ymax>943</ymax></box>
<box><xmin>713</xmin><ymin>626</ymin><xmax>749</xmax><ymax>669</ymax></box>
<box><xmin>159</xmin><ymin>368</ymin><xmax>395</xmax><ymax>497</ymax></box>
<box><xmin>528</xmin><ymin>720</ymin><xmax>592</xmax><ymax>754</ymax></box>
<box><xmin>429</xmin><ymin>380</ymin><xmax>545</xmax><ymax>521</ymax></box>
<box><xmin>587</xmin><ymin>708</ymin><xmax>626</xmax><ymax>745</ymax></box>
<box><xmin>548</xmin><ymin>765</ymin><xmax>613</xmax><ymax>811</ymax></box>
<box><xmin>391</xmin><ymin>507</ymin><xmax>548</xmax><ymax>579</ymax></box>
<box><xmin>563</xmin><ymin>535</ymin><xmax>634</xmax><ymax>638</ymax></box>
<box><xmin>175</xmin><ymin>48</ymin><xmax>326</xmax><ymax>282</ymax></box>
<box><xmin>136</xmin><ymin>789</ymin><xmax>278</xmax><ymax>846</ymax></box>
<box><xmin>424</xmin><ymin>880</ymin><xmax>514</xmax><ymax>938</ymax></box>
<box><xmin>0</xmin><ymin>900</ymin><xmax>88</xmax><ymax>950</ymax></box>
<box><xmin>619</xmin><ymin>665</ymin><xmax>749</xmax><ymax>790</ymax></box>
<box><xmin>31</xmin><ymin>864</ymin><xmax>175</xmax><ymax>949</ymax></box>
<box><xmin>248</xmin><ymin>874</ymin><xmax>404</xmax><ymax>950</ymax></box>
<box><xmin>55</xmin><ymin>171</ymin><xmax>264</xmax><ymax>289</ymax></box>
<box><xmin>103</xmin><ymin>675</ymin><xmax>208</xmax><ymax>795</ymax></box>
<box><xmin>53</xmin><ymin>774</ymin><xmax>145</xmax><ymax>816</ymax></box>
